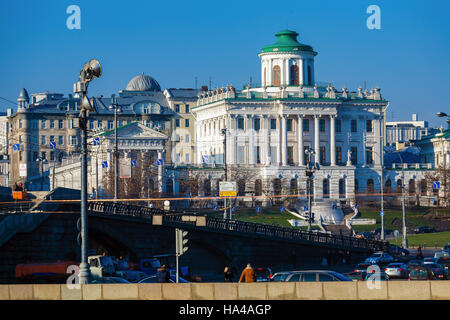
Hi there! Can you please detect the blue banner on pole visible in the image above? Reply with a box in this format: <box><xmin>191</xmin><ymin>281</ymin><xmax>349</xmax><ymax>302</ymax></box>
<box><xmin>131</xmin><ymin>160</ymin><xmax>137</xmax><ymax>167</ymax></box>
<box><xmin>50</xmin><ymin>141</ymin><xmax>56</xmax><ymax>150</ymax></box>
<box><xmin>13</xmin><ymin>144</ymin><xmax>20</xmax><ymax>151</ymax></box>
<box><xmin>157</xmin><ymin>158</ymin><xmax>163</xmax><ymax>166</ymax></box>
<box><xmin>433</xmin><ymin>181</ymin><xmax>440</xmax><ymax>189</ymax></box>
<box><xmin>102</xmin><ymin>161</ymin><xmax>108</xmax><ymax>168</ymax></box>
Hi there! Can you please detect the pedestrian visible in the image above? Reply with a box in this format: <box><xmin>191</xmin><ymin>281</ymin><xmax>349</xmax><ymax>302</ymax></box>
<box><xmin>417</xmin><ymin>246</ymin><xmax>423</xmax><ymax>260</ymax></box>
<box><xmin>238</xmin><ymin>263</ymin><xmax>256</xmax><ymax>283</ymax></box>
<box><xmin>156</xmin><ymin>264</ymin><xmax>171</xmax><ymax>283</ymax></box>
<box><xmin>224</xmin><ymin>266</ymin><xmax>233</xmax><ymax>282</ymax></box>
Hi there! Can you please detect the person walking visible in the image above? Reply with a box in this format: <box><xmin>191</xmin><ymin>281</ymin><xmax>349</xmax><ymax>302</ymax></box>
<box><xmin>238</xmin><ymin>263</ymin><xmax>256</xmax><ymax>283</ymax></box>
<box><xmin>156</xmin><ymin>264</ymin><xmax>171</xmax><ymax>283</ymax></box>
<box><xmin>224</xmin><ymin>266</ymin><xmax>234</xmax><ymax>282</ymax></box>
<box><xmin>416</xmin><ymin>246</ymin><xmax>423</xmax><ymax>260</ymax></box>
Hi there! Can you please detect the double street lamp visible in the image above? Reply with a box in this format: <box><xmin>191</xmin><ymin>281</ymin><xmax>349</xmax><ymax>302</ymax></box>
<box><xmin>110</xmin><ymin>95</ymin><xmax>122</xmax><ymax>201</ymax></box>
<box><xmin>305</xmin><ymin>147</ymin><xmax>320</xmax><ymax>231</ymax></box>
<box><xmin>73</xmin><ymin>59</ymin><xmax>102</xmax><ymax>284</ymax></box>
<box><xmin>35</xmin><ymin>157</ymin><xmax>47</xmax><ymax>190</ymax></box>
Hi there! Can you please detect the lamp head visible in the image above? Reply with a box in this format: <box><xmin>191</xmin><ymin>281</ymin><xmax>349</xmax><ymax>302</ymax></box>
<box><xmin>437</xmin><ymin>112</ymin><xmax>448</xmax><ymax>118</ymax></box>
<box><xmin>80</xmin><ymin>59</ymin><xmax>102</xmax><ymax>83</ymax></box>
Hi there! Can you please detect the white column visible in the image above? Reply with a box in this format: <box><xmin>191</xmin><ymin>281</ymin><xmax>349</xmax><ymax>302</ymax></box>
<box><xmin>268</xmin><ymin>59</ymin><xmax>273</xmax><ymax>86</ymax></box>
<box><xmin>247</xmin><ymin>115</ymin><xmax>254</xmax><ymax>164</ymax></box>
<box><xmin>266</xmin><ymin>116</ymin><xmax>271</xmax><ymax>165</ymax></box>
<box><xmin>297</xmin><ymin>115</ymin><xmax>304</xmax><ymax>165</ymax></box>
<box><xmin>330</xmin><ymin>115</ymin><xmax>336</xmax><ymax>166</ymax></box>
<box><xmin>299</xmin><ymin>59</ymin><xmax>304</xmax><ymax>85</ymax></box>
<box><xmin>280</xmin><ymin>59</ymin><xmax>285</xmax><ymax>86</ymax></box>
<box><xmin>281</xmin><ymin>115</ymin><xmax>287</xmax><ymax>166</ymax></box>
<box><xmin>314</xmin><ymin>115</ymin><xmax>320</xmax><ymax>163</ymax></box>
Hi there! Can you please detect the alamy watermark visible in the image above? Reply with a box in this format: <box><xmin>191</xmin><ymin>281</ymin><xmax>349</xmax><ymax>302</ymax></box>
<box><xmin>66</xmin><ymin>5</ymin><xmax>81</xmax><ymax>30</ymax></box>
<box><xmin>366</xmin><ymin>5</ymin><xmax>381</xmax><ymax>30</ymax></box>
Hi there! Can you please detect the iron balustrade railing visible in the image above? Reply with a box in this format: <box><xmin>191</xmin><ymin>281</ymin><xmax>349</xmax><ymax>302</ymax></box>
<box><xmin>87</xmin><ymin>201</ymin><xmax>387</xmax><ymax>252</ymax></box>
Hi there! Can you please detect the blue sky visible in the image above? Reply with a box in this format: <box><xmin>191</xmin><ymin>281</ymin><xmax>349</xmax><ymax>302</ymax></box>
<box><xmin>0</xmin><ymin>0</ymin><xmax>449</xmax><ymax>127</ymax></box>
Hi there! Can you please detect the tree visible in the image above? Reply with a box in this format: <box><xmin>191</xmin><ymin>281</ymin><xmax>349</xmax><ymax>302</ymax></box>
<box><xmin>424</xmin><ymin>164</ymin><xmax>449</xmax><ymax>207</ymax></box>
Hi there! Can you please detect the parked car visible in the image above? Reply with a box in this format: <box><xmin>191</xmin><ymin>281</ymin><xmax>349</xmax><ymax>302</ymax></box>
<box><xmin>365</xmin><ymin>252</ymin><xmax>394</xmax><ymax>265</ymax></box>
<box><xmin>443</xmin><ymin>244</ymin><xmax>450</xmax><ymax>252</ymax></box>
<box><xmin>384</xmin><ymin>263</ymin><xmax>408</xmax><ymax>279</ymax></box>
<box><xmin>344</xmin><ymin>271</ymin><xmax>365</xmax><ymax>281</ymax></box>
<box><xmin>413</xmin><ymin>226</ymin><xmax>436</xmax><ymax>234</ymax></box>
<box><xmin>90</xmin><ymin>276</ymin><xmax>131</xmax><ymax>284</ymax></box>
<box><xmin>426</xmin><ymin>263</ymin><xmax>448</xmax><ymax>280</ymax></box>
<box><xmin>434</xmin><ymin>251</ymin><xmax>450</xmax><ymax>259</ymax></box>
<box><xmin>409</xmin><ymin>266</ymin><xmax>435</xmax><ymax>280</ymax></box>
<box><xmin>423</xmin><ymin>257</ymin><xmax>439</xmax><ymax>265</ymax></box>
<box><xmin>254</xmin><ymin>267</ymin><xmax>273</xmax><ymax>282</ymax></box>
<box><xmin>437</xmin><ymin>257</ymin><xmax>450</xmax><ymax>271</ymax></box>
<box><xmin>364</xmin><ymin>272</ymin><xmax>389</xmax><ymax>281</ymax></box>
<box><xmin>270</xmin><ymin>270</ymin><xmax>352</xmax><ymax>282</ymax></box>
<box><xmin>354</xmin><ymin>262</ymin><xmax>371</xmax><ymax>273</ymax></box>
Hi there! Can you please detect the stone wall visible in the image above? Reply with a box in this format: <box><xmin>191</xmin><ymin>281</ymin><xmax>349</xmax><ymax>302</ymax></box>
<box><xmin>0</xmin><ymin>281</ymin><xmax>448</xmax><ymax>300</ymax></box>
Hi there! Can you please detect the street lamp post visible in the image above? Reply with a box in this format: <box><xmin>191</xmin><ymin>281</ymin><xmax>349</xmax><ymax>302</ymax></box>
<box><xmin>73</xmin><ymin>59</ymin><xmax>102</xmax><ymax>285</ymax></box>
<box><xmin>221</xmin><ymin>128</ymin><xmax>228</xmax><ymax>219</ymax></box>
<box><xmin>397</xmin><ymin>152</ymin><xmax>408</xmax><ymax>248</ymax></box>
<box><xmin>305</xmin><ymin>147</ymin><xmax>319</xmax><ymax>231</ymax></box>
<box><xmin>110</xmin><ymin>95</ymin><xmax>121</xmax><ymax>201</ymax></box>
<box><xmin>437</xmin><ymin>112</ymin><xmax>449</xmax><ymax>207</ymax></box>
<box><xmin>36</xmin><ymin>157</ymin><xmax>47</xmax><ymax>190</ymax></box>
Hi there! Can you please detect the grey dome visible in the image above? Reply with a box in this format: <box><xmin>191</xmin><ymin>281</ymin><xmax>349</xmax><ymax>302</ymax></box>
<box><xmin>18</xmin><ymin>88</ymin><xmax>29</xmax><ymax>101</ymax></box>
<box><xmin>125</xmin><ymin>74</ymin><xmax>161</xmax><ymax>92</ymax></box>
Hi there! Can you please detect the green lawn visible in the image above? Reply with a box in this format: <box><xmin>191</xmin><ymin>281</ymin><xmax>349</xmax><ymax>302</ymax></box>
<box><xmin>394</xmin><ymin>231</ymin><xmax>450</xmax><ymax>248</ymax></box>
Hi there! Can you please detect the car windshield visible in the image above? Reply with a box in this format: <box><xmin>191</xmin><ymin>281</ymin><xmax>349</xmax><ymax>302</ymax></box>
<box><xmin>272</xmin><ymin>273</ymin><xmax>289</xmax><ymax>282</ymax></box>
<box><xmin>255</xmin><ymin>269</ymin><xmax>271</xmax><ymax>278</ymax></box>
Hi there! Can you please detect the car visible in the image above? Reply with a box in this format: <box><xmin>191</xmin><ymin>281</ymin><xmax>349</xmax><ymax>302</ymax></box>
<box><xmin>409</xmin><ymin>266</ymin><xmax>435</xmax><ymax>280</ymax></box>
<box><xmin>137</xmin><ymin>274</ymin><xmax>189</xmax><ymax>283</ymax></box>
<box><xmin>365</xmin><ymin>252</ymin><xmax>394</xmax><ymax>265</ymax></box>
<box><xmin>364</xmin><ymin>272</ymin><xmax>389</xmax><ymax>281</ymax></box>
<box><xmin>344</xmin><ymin>271</ymin><xmax>365</xmax><ymax>281</ymax></box>
<box><xmin>437</xmin><ymin>257</ymin><xmax>450</xmax><ymax>271</ymax></box>
<box><xmin>384</xmin><ymin>263</ymin><xmax>408</xmax><ymax>279</ymax></box>
<box><xmin>422</xmin><ymin>257</ymin><xmax>439</xmax><ymax>265</ymax></box>
<box><xmin>443</xmin><ymin>244</ymin><xmax>450</xmax><ymax>253</ymax></box>
<box><xmin>270</xmin><ymin>270</ymin><xmax>352</xmax><ymax>282</ymax></box>
<box><xmin>254</xmin><ymin>267</ymin><xmax>273</xmax><ymax>282</ymax></box>
<box><xmin>426</xmin><ymin>263</ymin><xmax>448</xmax><ymax>280</ymax></box>
<box><xmin>388</xmin><ymin>245</ymin><xmax>410</xmax><ymax>257</ymax></box>
<box><xmin>434</xmin><ymin>251</ymin><xmax>450</xmax><ymax>259</ymax></box>
<box><xmin>413</xmin><ymin>226</ymin><xmax>436</xmax><ymax>234</ymax></box>
<box><xmin>90</xmin><ymin>276</ymin><xmax>131</xmax><ymax>284</ymax></box>
<box><xmin>407</xmin><ymin>259</ymin><xmax>423</xmax><ymax>270</ymax></box>
<box><xmin>354</xmin><ymin>262</ymin><xmax>371</xmax><ymax>273</ymax></box>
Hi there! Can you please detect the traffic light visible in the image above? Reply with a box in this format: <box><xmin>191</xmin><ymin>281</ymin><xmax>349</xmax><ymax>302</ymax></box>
<box><xmin>176</xmin><ymin>228</ymin><xmax>189</xmax><ymax>256</ymax></box>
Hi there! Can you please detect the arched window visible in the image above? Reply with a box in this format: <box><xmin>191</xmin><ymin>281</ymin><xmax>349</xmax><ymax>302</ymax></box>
<box><xmin>323</xmin><ymin>179</ymin><xmax>330</xmax><ymax>198</ymax></box>
<box><xmin>339</xmin><ymin>179</ymin><xmax>346</xmax><ymax>198</ymax></box>
<box><xmin>420</xmin><ymin>179</ymin><xmax>427</xmax><ymax>196</ymax></box>
<box><xmin>273</xmin><ymin>178</ymin><xmax>282</xmax><ymax>195</ymax></box>
<box><xmin>367</xmin><ymin>179</ymin><xmax>374</xmax><ymax>194</ymax></box>
<box><xmin>290</xmin><ymin>178</ymin><xmax>298</xmax><ymax>195</ymax></box>
<box><xmin>272</xmin><ymin>66</ymin><xmax>281</xmax><ymax>86</ymax></box>
<box><xmin>307</xmin><ymin>66</ymin><xmax>312</xmax><ymax>85</ymax></box>
<box><xmin>396</xmin><ymin>179</ymin><xmax>402</xmax><ymax>194</ymax></box>
<box><xmin>385</xmin><ymin>179</ymin><xmax>392</xmax><ymax>194</ymax></box>
<box><xmin>408</xmin><ymin>179</ymin><xmax>416</xmax><ymax>195</ymax></box>
<box><xmin>290</xmin><ymin>65</ymin><xmax>299</xmax><ymax>85</ymax></box>
<box><xmin>255</xmin><ymin>179</ymin><xmax>262</xmax><ymax>196</ymax></box>
<box><xmin>238</xmin><ymin>179</ymin><xmax>246</xmax><ymax>196</ymax></box>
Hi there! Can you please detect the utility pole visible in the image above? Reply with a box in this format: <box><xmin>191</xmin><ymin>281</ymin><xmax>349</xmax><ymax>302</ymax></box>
<box><xmin>221</xmin><ymin>128</ymin><xmax>228</xmax><ymax>219</ymax></box>
<box><xmin>398</xmin><ymin>153</ymin><xmax>408</xmax><ymax>248</ymax></box>
<box><xmin>111</xmin><ymin>95</ymin><xmax>119</xmax><ymax>201</ymax></box>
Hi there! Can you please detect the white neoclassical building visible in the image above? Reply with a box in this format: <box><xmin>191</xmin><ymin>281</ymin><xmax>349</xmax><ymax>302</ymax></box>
<box><xmin>192</xmin><ymin>30</ymin><xmax>390</xmax><ymax>204</ymax></box>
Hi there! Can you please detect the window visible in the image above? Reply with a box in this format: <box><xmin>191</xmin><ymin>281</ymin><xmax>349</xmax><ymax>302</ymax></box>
<box><xmin>185</xmin><ymin>104</ymin><xmax>189</xmax><ymax>113</ymax></box>
<box><xmin>59</xmin><ymin>136</ymin><xmax>64</xmax><ymax>145</ymax></box>
<box><xmin>270</xmin><ymin>119</ymin><xmax>277</xmax><ymax>130</ymax></box>
<box><xmin>323</xmin><ymin>179</ymin><xmax>330</xmax><ymax>198</ymax></box>
<box><xmin>97</xmin><ymin>120</ymin><xmax>102</xmax><ymax>129</ymax></box>
<box><xmin>301</xmin><ymin>273</ymin><xmax>316</xmax><ymax>282</ymax></box>
<box><xmin>290</xmin><ymin>65</ymin><xmax>299</xmax><ymax>85</ymax></box>
<box><xmin>307</xmin><ymin>66</ymin><xmax>312</xmax><ymax>85</ymax></box>
<box><xmin>108</xmin><ymin>120</ymin><xmax>113</xmax><ymax>129</ymax></box>
<box><xmin>237</xmin><ymin>118</ymin><xmax>244</xmax><ymax>130</ymax></box>
<box><xmin>254</xmin><ymin>118</ymin><xmax>260</xmax><ymax>131</ymax></box>
<box><xmin>175</xmin><ymin>119</ymin><xmax>180</xmax><ymax>127</ymax></box>
<box><xmin>89</xmin><ymin>120</ymin><xmax>94</xmax><ymax>130</ymax></box>
<box><xmin>19</xmin><ymin>151</ymin><xmax>22</xmax><ymax>161</ymax></box>
<box><xmin>287</xmin><ymin>146</ymin><xmax>294</xmax><ymax>164</ymax></box>
<box><xmin>41</xmin><ymin>135</ymin><xmax>46</xmax><ymax>145</ymax></box>
<box><xmin>49</xmin><ymin>135</ymin><xmax>55</xmax><ymax>142</ymax></box>
<box><xmin>50</xmin><ymin>151</ymin><xmax>55</xmax><ymax>161</ymax></box>
<box><xmin>303</xmin><ymin>119</ymin><xmax>309</xmax><ymax>132</ymax></box>
<box><xmin>256</xmin><ymin>146</ymin><xmax>261</xmax><ymax>164</ymax></box>
<box><xmin>68</xmin><ymin>119</ymin><xmax>74</xmax><ymax>129</ymax></box>
<box><xmin>19</xmin><ymin>119</ymin><xmax>23</xmax><ymax>128</ymax></box>
<box><xmin>185</xmin><ymin>153</ymin><xmax>190</xmax><ymax>163</ymax></box>
<box><xmin>351</xmin><ymin>119</ymin><xmax>357</xmax><ymax>132</ymax></box>
<box><xmin>185</xmin><ymin>119</ymin><xmax>190</xmax><ymax>127</ymax></box>
<box><xmin>336</xmin><ymin>147</ymin><xmax>342</xmax><ymax>164</ymax></box>
<box><xmin>336</xmin><ymin>119</ymin><xmax>341</xmax><ymax>133</ymax></box>
<box><xmin>272</xmin><ymin>65</ymin><xmax>281</xmax><ymax>86</ymax></box>
<box><xmin>366</xmin><ymin>120</ymin><xmax>373</xmax><ymax>132</ymax></box>
<box><xmin>288</xmin><ymin>274</ymin><xmax>301</xmax><ymax>282</ymax></box>
<box><xmin>70</xmin><ymin>136</ymin><xmax>77</xmax><ymax>145</ymax></box>
<box><xmin>287</xmin><ymin>119</ymin><xmax>293</xmax><ymax>131</ymax></box>
<box><xmin>320</xmin><ymin>146</ymin><xmax>326</xmax><ymax>164</ymax></box>
<box><xmin>185</xmin><ymin>134</ymin><xmax>190</xmax><ymax>143</ymax></box>
<box><xmin>41</xmin><ymin>151</ymin><xmax>46</xmax><ymax>160</ymax></box>
<box><xmin>366</xmin><ymin>146</ymin><xmax>373</xmax><ymax>165</ymax></box>
<box><xmin>319</xmin><ymin>273</ymin><xmax>335</xmax><ymax>281</ymax></box>
<box><xmin>50</xmin><ymin>120</ymin><xmax>55</xmax><ymax>129</ymax></box>
<box><xmin>41</xmin><ymin>119</ymin><xmax>46</xmax><ymax>129</ymax></box>
<box><xmin>319</xmin><ymin>119</ymin><xmax>325</xmax><ymax>132</ymax></box>
<box><xmin>174</xmin><ymin>104</ymin><xmax>180</xmax><ymax>113</ymax></box>
<box><xmin>351</xmin><ymin>146</ymin><xmax>358</xmax><ymax>165</ymax></box>
<box><xmin>59</xmin><ymin>120</ymin><xmax>64</xmax><ymax>129</ymax></box>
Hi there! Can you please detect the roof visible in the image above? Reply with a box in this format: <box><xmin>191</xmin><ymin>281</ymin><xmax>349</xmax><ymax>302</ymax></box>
<box><xmin>261</xmin><ymin>30</ymin><xmax>315</xmax><ymax>54</ymax></box>
<box><xmin>125</xmin><ymin>74</ymin><xmax>161</xmax><ymax>92</ymax></box>
<box><xmin>18</xmin><ymin>88</ymin><xmax>29</xmax><ymax>101</ymax></box>
<box><xmin>164</xmin><ymin>88</ymin><xmax>201</xmax><ymax>100</ymax></box>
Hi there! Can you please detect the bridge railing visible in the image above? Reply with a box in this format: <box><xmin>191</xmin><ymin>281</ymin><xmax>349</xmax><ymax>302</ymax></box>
<box><xmin>87</xmin><ymin>201</ymin><xmax>388</xmax><ymax>252</ymax></box>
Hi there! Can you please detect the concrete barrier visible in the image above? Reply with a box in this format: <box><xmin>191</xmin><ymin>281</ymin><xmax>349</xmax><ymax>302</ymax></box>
<box><xmin>0</xmin><ymin>281</ymin><xmax>449</xmax><ymax>300</ymax></box>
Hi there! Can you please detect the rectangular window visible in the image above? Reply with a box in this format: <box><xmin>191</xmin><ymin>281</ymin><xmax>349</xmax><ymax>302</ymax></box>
<box><xmin>287</xmin><ymin>119</ymin><xmax>293</xmax><ymax>132</ymax></box>
<box><xmin>254</xmin><ymin>118</ymin><xmax>260</xmax><ymax>131</ymax></box>
<box><xmin>49</xmin><ymin>135</ymin><xmax>55</xmax><ymax>142</ymax></box>
<box><xmin>59</xmin><ymin>136</ymin><xmax>64</xmax><ymax>145</ymax></box>
<box><xmin>59</xmin><ymin>120</ymin><xmax>64</xmax><ymax>129</ymax></box>
<box><xmin>41</xmin><ymin>151</ymin><xmax>46</xmax><ymax>160</ymax></box>
<box><xmin>108</xmin><ymin>120</ymin><xmax>113</xmax><ymax>129</ymax></box>
<box><xmin>287</xmin><ymin>146</ymin><xmax>294</xmax><ymax>164</ymax></box>
<box><xmin>31</xmin><ymin>120</ymin><xmax>38</xmax><ymax>129</ymax></box>
<box><xmin>351</xmin><ymin>119</ymin><xmax>357</xmax><ymax>132</ymax></box>
<box><xmin>185</xmin><ymin>119</ymin><xmax>190</xmax><ymax>127</ymax></box>
<box><xmin>336</xmin><ymin>119</ymin><xmax>341</xmax><ymax>133</ymax></box>
<box><xmin>70</xmin><ymin>136</ymin><xmax>77</xmax><ymax>145</ymax></box>
<box><xmin>175</xmin><ymin>104</ymin><xmax>180</xmax><ymax>113</ymax></box>
<box><xmin>336</xmin><ymin>146</ymin><xmax>342</xmax><ymax>164</ymax></box>
<box><xmin>366</xmin><ymin>146</ymin><xmax>373</xmax><ymax>165</ymax></box>
<box><xmin>185</xmin><ymin>153</ymin><xmax>190</xmax><ymax>163</ymax></box>
<box><xmin>270</xmin><ymin>147</ymin><xmax>277</xmax><ymax>163</ymax></box>
<box><xmin>175</xmin><ymin>119</ymin><xmax>180</xmax><ymax>127</ymax></box>
<box><xmin>118</xmin><ymin>120</ymin><xmax>123</xmax><ymax>128</ymax></box>
<box><xmin>366</xmin><ymin>120</ymin><xmax>373</xmax><ymax>132</ymax></box>
<box><xmin>237</xmin><ymin>146</ymin><xmax>245</xmax><ymax>164</ymax></box>
<box><xmin>185</xmin><ymin>134</ymin><xmax>190</xmax><ymax>143</ymax></box>
<box><xmin>68</xmin><ymin>119</ymin><xmax>74</xmax><ymax>129</ymax></box>
<box><xmin>89</xmin><ymin>120</ymin><xmax>94</xmax><ymax>130</ymax></box>
<box><xmin>351</xmin><ymin>146</ymin><xmax>358</xmax><ymax>165</ymax></box>
<box><xmin>41</xmin><ymin>120</ymin><xmax>46</xmax><ymax>129</ymax></box>
<box><xmin>50</xmin><ymin>151</ymin><xmax>55</xmax><ymax>161</ymax></box>
<box><xmin>303</xmin><ymin>119</ymin><xmax>309</xmax><ymax>132</ymax></box>
<box><xmin>319</xmin><ymin>119</ymin><xmax>325</xmax><ymax>132</ymax></box>
<box><xmin>19</xmin><ymin>119</ymin><xmax>23</xmax><ymax>128</ymax></box>
<box><xmin>237</xmin><ymin>118</ymin><xmax>244</xmax><ymax>130</ymax></box>
<box><xmin>185</xmin><ymin>104</ymin><xmax>189</xmax><ymax>113</ymax></box>
<box><xmin>19</xmin><ymin>151</ymin><xmax>22</xmax><ymax>161</ymax></box>
<box><xmin>320</xmin><ymin>146</ymin><xmax>326</xmax><ymax>164</ymax></box>
<box><xmin>50</xmin><ymin>120</ymin><xmax>55</xmax><ymax>129</ymax></box>
<box><xmin>41</xmin><ymin>135</ymin><xmax>46</xmax><ymax>145</ymax></box>
<box><xmin>270</xmin><ymin>119</ymin><xmax>277</xmax><ymax>130</ymax></box>
<box><xmin>97</xmin><ymin>120</ymin><xmax>102</xmax><ymax>129</ymax></box>
<box><xmin>256</xmin><ymin>146</ymin><xmax>261</xmax><ymax>164</ymax></box>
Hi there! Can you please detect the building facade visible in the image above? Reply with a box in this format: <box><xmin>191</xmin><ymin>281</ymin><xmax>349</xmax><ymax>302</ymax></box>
<box><xmin>386</xmin><ymin>113</ymin><xmax>436</xmax><ymax>148</ymax></box>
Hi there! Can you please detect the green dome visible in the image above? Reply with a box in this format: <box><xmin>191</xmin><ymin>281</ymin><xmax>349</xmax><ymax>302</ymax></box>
<box><xmin>261</xmin><ymin>30</ymin><xmax>315</xmax><ymax>54</ymax></box>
